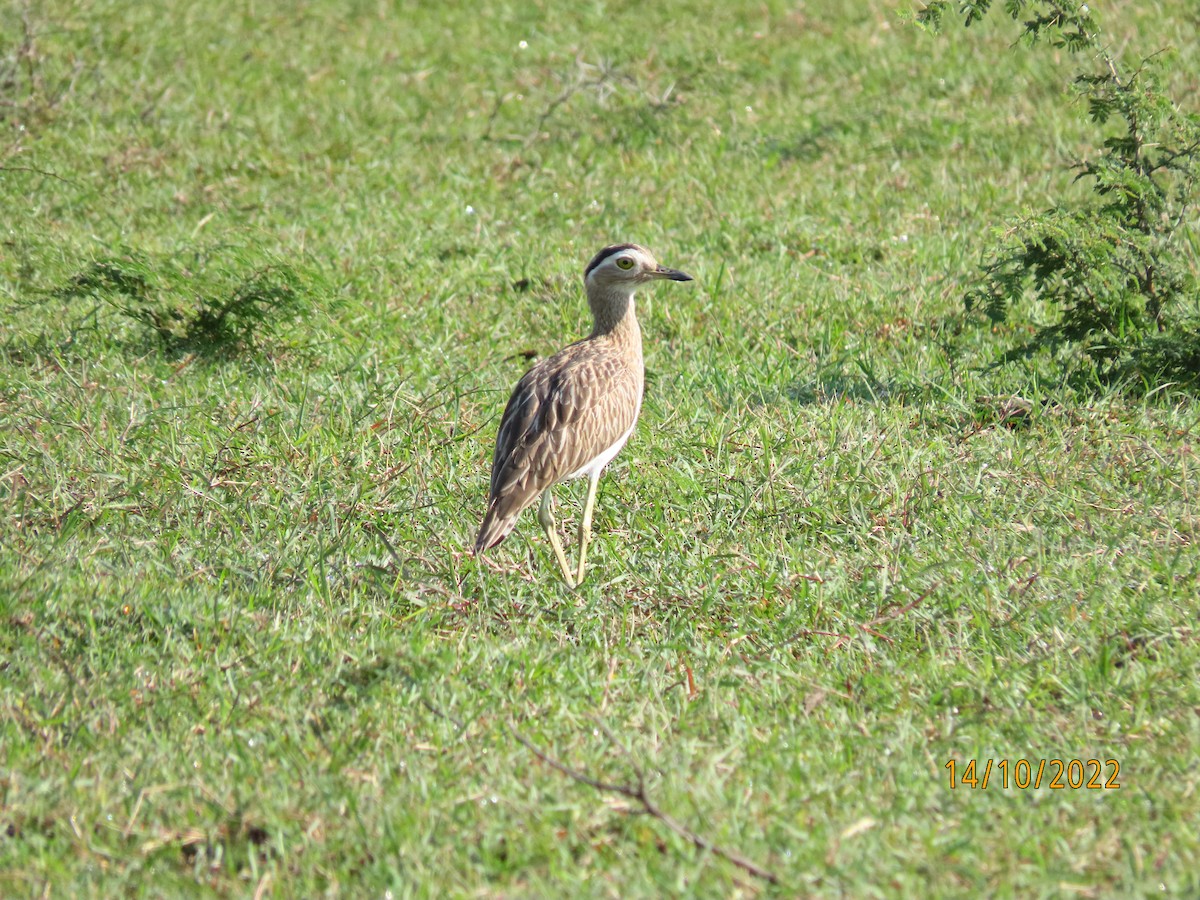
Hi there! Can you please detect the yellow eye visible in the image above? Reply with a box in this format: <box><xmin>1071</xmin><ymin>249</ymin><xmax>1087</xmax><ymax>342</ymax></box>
<box><xmin>616</xmin><ymin>257</ymin><xmax>634</xmax><ymax>270</ymax></box>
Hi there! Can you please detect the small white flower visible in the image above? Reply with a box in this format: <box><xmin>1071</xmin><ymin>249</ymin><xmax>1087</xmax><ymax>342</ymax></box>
<box><xmin>465</xmin><ymin>205</ymin><xmax>476</xmax><ymax>215</ymax></box>
<box><xmin>518</xmin><ymin>39</ymin><xmax>528</xmax><ymax>49</ymax></box>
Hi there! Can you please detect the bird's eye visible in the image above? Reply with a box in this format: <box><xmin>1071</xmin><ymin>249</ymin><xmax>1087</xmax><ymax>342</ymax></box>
<box><xmin>616</xmin><ymin>257</ymin><xmax>634</xmax><ymax>270</ymax></box>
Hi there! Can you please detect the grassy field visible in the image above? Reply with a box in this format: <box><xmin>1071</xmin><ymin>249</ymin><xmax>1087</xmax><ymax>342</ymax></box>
<box><xmin>3</xmin><ymin>0</ymin><xmax>1199</xmax><ymax>896</ymax></box>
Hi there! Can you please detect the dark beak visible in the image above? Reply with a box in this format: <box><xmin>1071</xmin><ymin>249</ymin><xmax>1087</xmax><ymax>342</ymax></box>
<box><xmin>655</xmin><ymin>266</ymin><xmax>693</xmax><ymax>282</ymax></box>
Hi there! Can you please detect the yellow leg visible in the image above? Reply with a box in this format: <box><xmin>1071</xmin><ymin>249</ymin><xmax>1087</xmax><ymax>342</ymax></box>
<box><xmin>537</xmin><ymin>490</ymin><xmax>576</xmax><ymax>588</ymax></box>
<box><xmin>576</xmin><ymin>469</ymin><xmax>602</xmax><ymax>586</ymax></box>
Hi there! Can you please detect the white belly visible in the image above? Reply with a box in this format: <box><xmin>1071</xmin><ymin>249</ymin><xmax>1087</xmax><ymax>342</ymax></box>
<box><xmin>564</xmin><ymin>419</ymin><xmax>637</xmax><ymax>482</ymax></box>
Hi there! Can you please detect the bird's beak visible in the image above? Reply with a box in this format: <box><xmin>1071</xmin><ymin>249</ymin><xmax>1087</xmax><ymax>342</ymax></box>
<box><xmin>654</xmin><ymin>265</ymin><xmax>693</xmax><ymax>282</ymax></box>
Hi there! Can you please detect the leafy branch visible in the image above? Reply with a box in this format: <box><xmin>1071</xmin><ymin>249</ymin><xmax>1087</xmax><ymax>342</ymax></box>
<box><xmin>919</xmin><ymin>1</ymin><xmax>1200</xmax><ymax>387</ymax></box>
<box><xmin>916</xmin><ymin>0</ymin><xmax>1098</xmax><ymax>48</ymax></box>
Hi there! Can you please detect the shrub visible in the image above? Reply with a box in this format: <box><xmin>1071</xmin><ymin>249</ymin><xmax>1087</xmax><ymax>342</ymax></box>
<box><xmin>918</xmin><ymin>1</ymin><xmax>1200</xmax><ymax>387</ymax></box>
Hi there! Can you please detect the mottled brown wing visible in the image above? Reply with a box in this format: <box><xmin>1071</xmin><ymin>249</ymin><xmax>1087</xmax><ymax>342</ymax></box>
<box><xmin>474</xmin><ymin>341</ymin><xmax>642</xmax><ymax>552</ymax></box>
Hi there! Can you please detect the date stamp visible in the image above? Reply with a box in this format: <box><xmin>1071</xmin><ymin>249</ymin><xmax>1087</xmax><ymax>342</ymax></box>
<box><xmin>945</xmin><ymin>758</ymin><xmax>1121</xmax><ymax>790</ymax></box>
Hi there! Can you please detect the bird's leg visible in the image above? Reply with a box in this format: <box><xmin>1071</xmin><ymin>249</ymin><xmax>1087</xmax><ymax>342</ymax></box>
<box><xmin>575</xmin><ymin>468</ymin><xmax>602</xmax><ymax>586</ymax></box>
<box><xmin>537</xmin><ymin>489</ymin><xmax>576</xmax><ymax>588</ymax></box>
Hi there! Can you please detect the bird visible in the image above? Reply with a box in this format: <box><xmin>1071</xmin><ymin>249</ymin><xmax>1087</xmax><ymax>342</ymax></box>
<box><xmin>474</xmin><ymin>243</ymin><xmax>694</xmax><ymax>588</ymax></box>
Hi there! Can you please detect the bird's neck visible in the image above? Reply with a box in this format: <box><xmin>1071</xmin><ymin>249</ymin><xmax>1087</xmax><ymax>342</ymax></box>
<box><xmin>588</xmin><ymin>286</ymin><xmax>640</xmax><ymax>343</ymax></box>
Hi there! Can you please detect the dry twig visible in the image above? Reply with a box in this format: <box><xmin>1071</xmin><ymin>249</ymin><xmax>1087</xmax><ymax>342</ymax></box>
<box><xmin>782</xmin><ymin>582</ymin><xmax>941</xmax><ymax>651</ymax></box>
<box><xmin>509</xmin><ymin>719</ymin><xmax>779</xmax><ymax>884</ymax></box>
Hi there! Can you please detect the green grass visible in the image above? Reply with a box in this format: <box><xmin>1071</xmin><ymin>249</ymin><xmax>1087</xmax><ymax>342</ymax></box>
<box><xmin>3</xmin><ymin>0</ymin><xmax>1199</xmax><ymax>896</ymax></box>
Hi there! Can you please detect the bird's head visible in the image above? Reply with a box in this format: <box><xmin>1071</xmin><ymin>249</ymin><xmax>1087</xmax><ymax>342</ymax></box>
<box><xmin>583</xmin><ymin>243</ymin><xmax>693</xmax><ymax>290</ymax></box>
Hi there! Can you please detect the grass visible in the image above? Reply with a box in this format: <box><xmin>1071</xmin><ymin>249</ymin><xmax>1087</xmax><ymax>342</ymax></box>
<box><xmin>2</xmin><ymin>0</ymin><xmax>1199</xmax><ymax>896</ymax></box>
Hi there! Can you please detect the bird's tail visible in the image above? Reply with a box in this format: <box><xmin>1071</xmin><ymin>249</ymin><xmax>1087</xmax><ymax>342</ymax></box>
<box><xmin>473</xmin><ymin>502</ymin><xmax>517</xmax><ymax>555</ymax></box>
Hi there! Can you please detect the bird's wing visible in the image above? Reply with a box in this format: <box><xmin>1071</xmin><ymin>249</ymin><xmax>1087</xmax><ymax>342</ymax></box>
<box><xmin>488</xmin><ymin>343</ymin><xmax>642</xmax><ymax>511</ymax></box>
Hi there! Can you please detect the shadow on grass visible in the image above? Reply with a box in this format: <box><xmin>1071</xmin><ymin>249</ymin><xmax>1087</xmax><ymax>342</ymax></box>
<box><xmin>325</xmin><ymin>654</ymin><xmax>468</xmax><ymax>734</ymax></box>
<box><xmin>979</xmin><ymin>324</ymin><xmax>1200</xmax><ymax>395</ymax></box>
<box><xmin>784</xmin><ymin>349</ymin><xmax>924</xmax><ymax>406</ymax></box>
<box><xmin>3</xmin><ymin>245</ymin><xmax>313</xmax><ymax>364</ymax></box>
<box><xmin>54</xmin><ymin>250</ymin><xmax>307</xmax><ymax>358</ymax></box>
<box><xmin>786</xmin><ymin>370</ymin><xmax>895</xmax><ymax>405</ymax></box>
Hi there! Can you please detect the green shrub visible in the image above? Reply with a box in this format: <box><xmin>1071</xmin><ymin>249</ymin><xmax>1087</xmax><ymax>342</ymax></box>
<box><xmin>918</xmin><ymin>1</ymin><xmax>1200</xmax><ymax>387</ymax></box>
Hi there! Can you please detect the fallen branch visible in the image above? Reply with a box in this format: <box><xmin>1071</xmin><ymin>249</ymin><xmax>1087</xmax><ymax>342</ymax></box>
<box><xmin>783</xmin><ymin>582</ymin><xmax>940</xmax><ymax>651</ymax></box>
<box><xmin>860</xmin><ymin>581</ymin><xmax>940</xmax><ymax>631</ymax></box>
<box><xmin>509</xmin><ymin>719</ymin><xmax>779</xmax><ymax>885</ymax></box>
<box><xmin>368</xmin><ymin>522</ymin><xmax>404</xmax><ymax>569</ymax></box>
